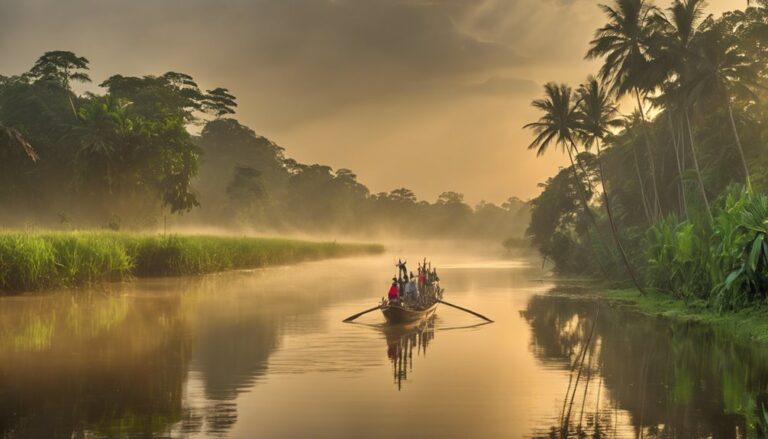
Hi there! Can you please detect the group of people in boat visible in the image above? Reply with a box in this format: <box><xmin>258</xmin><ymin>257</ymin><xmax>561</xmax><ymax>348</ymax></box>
<box><xmin>386</xmin><ymin>259</ymin><xmax>441</xmax><ymax>308</ymax></box>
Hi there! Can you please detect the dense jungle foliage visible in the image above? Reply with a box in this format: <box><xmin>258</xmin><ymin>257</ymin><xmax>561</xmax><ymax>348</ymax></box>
<box><xmin>0</xmin><ymin>52</ymin><xmax>529</xmax><ymax>240</ymax></box>
<box><xmin>525</xmin><ymin>0</ymin><xmax>768</xmax><ymax>310</ymax></box>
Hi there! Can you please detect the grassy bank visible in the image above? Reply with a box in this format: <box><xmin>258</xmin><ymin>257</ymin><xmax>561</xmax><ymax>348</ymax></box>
<box><xmin>0</xmin><ymin>231</ymin><xmax>384</xmax><ymax>293</ymax></box>
<box><xmin>587</xmin><ymin>287</ymin><xmax>768</xmax><ymax>344</ymax></box>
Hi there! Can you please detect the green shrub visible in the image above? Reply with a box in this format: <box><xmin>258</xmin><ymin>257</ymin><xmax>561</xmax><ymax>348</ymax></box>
<box><xmin>711</xmin><ymin>191</ymin><xmax>768</xmax><ymax>311</ymax></box>
<box><xmin>646</xmin><ymin>216</ymin><xmax>712</xmax><ymax>300</ymax></box>
<box><xmin>644</xmin><ymin>188</ymin><xmax>768</xmax><ymax>311</ymax></box>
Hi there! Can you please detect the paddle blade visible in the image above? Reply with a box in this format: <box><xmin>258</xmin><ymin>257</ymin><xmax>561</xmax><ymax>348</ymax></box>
<box><xmin>437</xmin><ymin>300</ymin><xmax>493</xmax><ymax>323</ymax></box>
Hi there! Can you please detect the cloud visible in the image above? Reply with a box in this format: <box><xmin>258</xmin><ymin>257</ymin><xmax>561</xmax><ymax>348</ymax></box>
<box><xmin>468</xmin><ymin>76</ymin><xmax>540</xmax><ymax>96</ymax></box>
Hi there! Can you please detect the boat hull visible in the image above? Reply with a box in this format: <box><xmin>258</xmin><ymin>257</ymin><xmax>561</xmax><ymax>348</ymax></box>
<box><xmin>381</xmin><ymin>301</ymin><xmax>438</xmax><ymax>324</ymax></box>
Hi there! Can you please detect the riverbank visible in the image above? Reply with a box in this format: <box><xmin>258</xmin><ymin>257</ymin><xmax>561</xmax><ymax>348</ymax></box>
<box><xmin>571</xmin><ymin>285</ymin><xmax>768</xmax><ymax>344</ymax></box>
<box><xmin>0</xmin><ymin>231</ymin><xmax>384</xmax><ymax>293</ymax></box>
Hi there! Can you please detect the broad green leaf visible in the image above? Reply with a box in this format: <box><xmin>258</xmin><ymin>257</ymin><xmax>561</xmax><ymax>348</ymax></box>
<box><xmin>748</xmin><ymin>235</ymin><xmax>765</xmax><ymax>273</ymax></box>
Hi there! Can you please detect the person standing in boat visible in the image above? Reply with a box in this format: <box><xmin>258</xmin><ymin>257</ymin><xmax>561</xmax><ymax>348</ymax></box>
<box><xmin>388</xmin><ymin>278</ymin><xmax>399</xmax><ymax>301</ymax></box>
<box><xmin>406</xmin><ymin>272</ymin><xmax>419</xmax><ymax>303</ymax></box>
<box><xmin>397</xmin><ymin>260</ymin><xmax>408</xmax><ymax>281</ymax></box>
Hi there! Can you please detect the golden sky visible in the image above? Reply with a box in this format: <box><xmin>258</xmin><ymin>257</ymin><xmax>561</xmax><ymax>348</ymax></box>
<box><xmin>0</xmin><ymin>0</ymin><xmax>737</xmax><ymax>204</ymax></box>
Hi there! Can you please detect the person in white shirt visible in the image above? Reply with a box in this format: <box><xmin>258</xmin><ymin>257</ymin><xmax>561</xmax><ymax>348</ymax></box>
<box><xmin>405</xmin><ymin>276</ymin><xmax>418</xmax><ymax>302</ymax></box>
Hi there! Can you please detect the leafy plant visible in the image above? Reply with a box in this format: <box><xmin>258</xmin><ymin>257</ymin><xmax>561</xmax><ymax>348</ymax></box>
<box><xmin>712</xmin><ymin>191</ymin><xmax>768</xmax><ymax>311</ymax></box>
<box><xmin>646</xmin><ymin>216</ymin><xmax>711</xmax><ymax>300</ymax></box>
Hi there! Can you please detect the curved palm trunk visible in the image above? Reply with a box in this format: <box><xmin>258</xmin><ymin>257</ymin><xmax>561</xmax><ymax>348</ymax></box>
<box><xmin>667</xmin><ymin>112</ymin><xmax>688</xmax><ymax>220</ymax></box>
<box><xmin>635</xmin><ymin>90</ymin><xmax>662</xmax><ymax>221</ymax></box>
<box><xmin>726</xmin><ymin>99</ymin><xmax>752</xmax><ymax>191</ymax></box>
<box><xmin>565</xmin><ymin>143</ymin><xmax>608</xmax><ymax>254</ymax></box>
<box><xmin>632</xmin><ymin>146</ymin><xmax>653</xmax><ymax>225</ymax></box>
<box><xmin>684</xmin><ymin>109</ymin><xmax>714</xmax><ymax>223</ymax></box>
<box><xmin>595</xmin><ymin>140</ymin><xmax>646</xmax><ymax>295</ymax></box>
<box><xmin>566</xmin><ymin>145</ymin><xmax>612</xmax><ymax>276</ymax></box>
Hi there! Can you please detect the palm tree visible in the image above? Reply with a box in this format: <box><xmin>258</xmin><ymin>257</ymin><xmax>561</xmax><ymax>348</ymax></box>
<box><xmin>655</xmin><ymin>0</ymin><xmax>711</xmax><ymax>219</ymax></box>
<box><xmin>524</xmin><ymin>83</ymin><xmax>613</xmax><ymax>271</ymax></box>
<box><xmin>67</xmin><ymin>95</ymin><xmax>134</xmax><ymax>196</ymax></box>
<box><xmin>654</xmin><ymin>87</ymin><xmax>689</xmax><ymax>219</ymax></box>
<box><xmin>682</xmin><ymin>107</ymin><xmax>713</xmax><ymax>222</ymax></box>
<box><xmin>524</xmin><ymin>83</ymin><xmax>592</xmax><ymax>197</ymax></box>
<box><xmin>686</xmin><ymin>26</ymin><xmax>756</xmax><ymax>190</ymax></box>
<box><xmin>576</xmin><ymin>76</ymin><xmax>646</xmax><ymax>294</ymax></box>
<box><xmin>586</xmin><ymin>0</ymin><xmax>664</xmax><ymax>222</ymax></box>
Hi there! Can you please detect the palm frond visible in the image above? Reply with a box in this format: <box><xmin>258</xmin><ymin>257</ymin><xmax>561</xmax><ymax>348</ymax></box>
<box><xmin>1</xmin><ymin>125</ymin><xmax>39</xmax><ymax>162</ymax></box>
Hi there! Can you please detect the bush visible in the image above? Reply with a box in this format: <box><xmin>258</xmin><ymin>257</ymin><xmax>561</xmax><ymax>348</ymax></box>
<box><xmin>645</xmin><ymin>217</ymin><xmax>712</xmax><ymax>300</ymax></box>
<box><xmin>711</xmin><ymin>191</ymin><xmax>768</xmax><ymax>311</ymax></box>
<box><xmin>644</xmin><ymin>188</ymin><xmax>768</xmax><ymax>311</ymax></box>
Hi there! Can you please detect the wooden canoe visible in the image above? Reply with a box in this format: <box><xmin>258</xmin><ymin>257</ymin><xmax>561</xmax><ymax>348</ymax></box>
<box><xmin>381</xmin><ymin>300</ymin><xmax>438</xmax><ymax>324</ymax></box>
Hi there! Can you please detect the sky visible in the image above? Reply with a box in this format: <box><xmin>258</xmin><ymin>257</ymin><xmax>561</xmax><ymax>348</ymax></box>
<box><xmin>0</xmin><ymin>0</ymin><xmax>735</xmax><ymax>205</ymax></box>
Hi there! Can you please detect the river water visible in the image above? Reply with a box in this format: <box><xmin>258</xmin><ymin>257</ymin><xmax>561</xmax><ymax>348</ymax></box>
<box><xmin>0</xmin><ymin>248</ymin><xmax>766</xmax><ymax>438</ymax></box>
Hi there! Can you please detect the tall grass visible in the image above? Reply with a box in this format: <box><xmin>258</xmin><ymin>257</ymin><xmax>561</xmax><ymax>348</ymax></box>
<box><xmin>0</xmin><ymin>231</ymin><xmax>384</xmax><ymax>293</ymax></box>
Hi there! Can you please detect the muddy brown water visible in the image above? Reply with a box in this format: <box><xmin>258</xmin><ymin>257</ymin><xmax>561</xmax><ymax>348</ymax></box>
<box><xmin>0</xmin><ymin>249</ymin><xmax>766</xmax><ymax>438</ymax></box>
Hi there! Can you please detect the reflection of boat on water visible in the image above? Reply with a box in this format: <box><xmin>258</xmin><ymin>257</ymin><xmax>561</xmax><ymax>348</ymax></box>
<box><xmin>384</xmin><ymin>315</ymin><xmax>436</xmax><ymax>389</ymax></box>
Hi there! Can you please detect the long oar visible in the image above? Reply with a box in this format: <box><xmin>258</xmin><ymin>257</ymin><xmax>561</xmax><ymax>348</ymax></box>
<box><xmin>343</xmin><ymin>305</ymin><xmax>381</xmax><ymax>322</ymax></box>
<box><xmin>437</xmin><ymin>299</ymin><xmax>493</xmax><ymax>323</ymax></box>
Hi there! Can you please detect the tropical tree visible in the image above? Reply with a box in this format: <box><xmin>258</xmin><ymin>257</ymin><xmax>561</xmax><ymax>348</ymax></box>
<box><xmin>70</xmin><ymin>94</ymin><xmax>201</xmax><ymax>216</ymax></box>
<box><xmin>586</xmin><ymin>0</ymin><xmax>664</xmax><ymax>222</ymax></box>
<box><xmin>162</xmin><ymin>72</ymin><xmax>205</xmax><ymax>112</ymax></box>
<box><xmin>686</xmin><ymin>24</ymin><xmax>757</xmax><ymax>190</ymax></box>
<box><xmin>388</xmin><ymin>188</ymin><xmax>418</xmax><ymax>204</ymax></box>
<box><xmin>576</xmin><ymin>76</ymin><xmax>645</xmax><ymax>292</ymax></box>
<box><xmin>524</xmin><ymin>83</ymin><xmax>613</xmax><ymax>266</ymax></box>
<box><xmin>436</xmin><ymin>191</ymin><xmax>466</xmax><ymax>205</ymax></box>
<box><xmin>226</xmin><ymin>165</ymin><xmax>266</xmax><ymax>223</ymax></box>
<box><xmin>28</xmin><ymin>51</ymin><xmax>91</xmax><ymax>117</ymax></box>
<box><xmin>69</xmin><ymin>95</ymin><xmax>130</xmax><ymax>194</ymax></box>
<box><xmin>523</xmin><ymin>83</ymin><xmax>596</xmax><ymax>198</ymax></box>
<box><xmin>656</xmin><ymin>0</ymin><xmax>714</xmax><ymax>221</ymax></box>
<box><xmin>204</xmin><ymin>88</ymin><xmax>238</xmax><ymax>119</ymax></box>
<box><xmin>651</xmin><ymin>84</ymin><xmax>689</xmax><ymax>218</ymax></box>
<box><xmin>100</xmin><ymin>73</ymin><xmax>205</xmax><ymax>123</ymax></box>
<box><xmin>28</xmin><ymin>51</ymin><xmax>90</xmax><ymax>90</ymax></box>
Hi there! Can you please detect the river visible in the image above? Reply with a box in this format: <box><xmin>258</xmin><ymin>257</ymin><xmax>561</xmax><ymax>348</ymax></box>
<box><xmin>0</xmin><ymin>248</ymin><xmax>766</xmax><ymax>438</ymax></box>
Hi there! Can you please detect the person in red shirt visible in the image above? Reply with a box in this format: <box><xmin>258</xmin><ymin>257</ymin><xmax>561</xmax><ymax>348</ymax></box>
<box><xmin>388</xmin><ymin>278</ymin><xmax>399</xmax><ymax>300</ymax></box>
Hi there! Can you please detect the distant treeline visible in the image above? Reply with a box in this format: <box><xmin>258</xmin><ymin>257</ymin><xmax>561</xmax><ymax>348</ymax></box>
<box><xmin>524</xmin><ymin>1</ymin><xmax>768</xmax><ymax>311</ymax></box>
<box><xmin>0</xmin><ymin>52</ymin><xmax>529</xmax><ymax>241</ymax></box>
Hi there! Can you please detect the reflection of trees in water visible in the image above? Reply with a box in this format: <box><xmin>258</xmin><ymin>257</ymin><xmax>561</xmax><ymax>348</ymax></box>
<box><xmin>185</xmin><ymin>273</ymin><xmax>338</xmax><ymax>436</ymax></box>
<box><xmin>0</xmin><ymin>269</ymin><xmax>354</xmax><ymax>438</ymax></box>
<box><xmin>0</xmin><ymin>292</ymin><xmax>192</xmax><ymax>438</ymax></box>
<box><xmin>523</xmin><ymin>293</ymin><xmax>768</xmax><ymax>438</ymax></box>
<box><xmin>189</xmin><ymin>313</ymin><xmax>280</xmax><ymax>436</ymax></box>
<box><xmin>194</xmin><ymin>316</ymin><xmax>279</xmax><ymax>400</ymax></box>
<box><xmin>385</xmin><ymin>316</ymin><xmax>436</xmax><ymax>390</ymax></box>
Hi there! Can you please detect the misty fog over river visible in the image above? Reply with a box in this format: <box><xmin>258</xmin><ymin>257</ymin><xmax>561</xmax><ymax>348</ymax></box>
<box><xmin>0</xmin><ymin>246</ymin><xmax>766</xmax><ymax>438</ymax></box>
